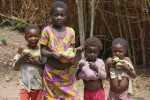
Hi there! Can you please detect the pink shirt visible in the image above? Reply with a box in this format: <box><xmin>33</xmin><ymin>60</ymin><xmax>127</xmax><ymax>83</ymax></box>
<box><xmin>78</xmin><ymin>58</ymin><xmax>106</xmax><ymax>80</ymax></box>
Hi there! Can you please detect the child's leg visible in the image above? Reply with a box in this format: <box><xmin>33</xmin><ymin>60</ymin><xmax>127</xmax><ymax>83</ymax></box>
<box><xmin>36</xmin><ymin>89</ymin><xmax>43</xmax><ymax>100</ymax></box>
<box><xmin>30</xmin><ymin>89</ymin><xmax>43</xmax><ymax>100</ymax></box>
<box><xmin>20</xmin><ymin>89</ymin><xmax>30</xmax><ymax>100</ymax></box>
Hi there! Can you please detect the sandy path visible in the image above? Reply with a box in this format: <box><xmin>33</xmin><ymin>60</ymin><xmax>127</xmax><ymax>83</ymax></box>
<box><xmin>0</xmin><ymin>27</ymin><xmax>25</xmax><ymax>100</ymax></box>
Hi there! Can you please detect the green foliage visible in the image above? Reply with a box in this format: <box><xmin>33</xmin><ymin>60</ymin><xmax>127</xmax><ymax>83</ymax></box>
<box><xmin>0</xmin><ymin>18</ymin><xmax>29</xmax><ymax>32</ymax></box>
<box><xmin>12</xmin><ymin>20</ymin><xmax>28</xmax><ymax>31</ymax></box>
<box><xmin>0</xmin><ymin>36</ymin><xmax>7</xmax><ymax>45</ymax></box>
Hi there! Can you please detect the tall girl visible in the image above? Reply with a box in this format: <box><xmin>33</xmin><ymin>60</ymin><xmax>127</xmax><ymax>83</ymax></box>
<box><xmin>39</xmin><ymin>1</ymin><xmax>78</xmax><ymax>100</ymax></box>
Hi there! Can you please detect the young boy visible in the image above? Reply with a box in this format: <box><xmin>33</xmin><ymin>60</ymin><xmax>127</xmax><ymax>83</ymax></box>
<box><xmin>76</xmin><ymin>37</ymin><xmax>107</xmax><ymax>100</ymax></box>
<box><xmin>13</xmin><ymin>25</ymin><xmax>43</xmax><ymax>100</ymax></box>
<box><xmin>106</xmin><ymin>38</ymin><xmax>136</xmax><ymax>100</ymax></box>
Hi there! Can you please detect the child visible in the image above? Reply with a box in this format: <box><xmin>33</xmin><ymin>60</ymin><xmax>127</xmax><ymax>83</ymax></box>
<box><xmin>106</xmin><ymin>38</ymin><xmax>136</xmax><ymax>100</ymax></box>
<box><xmin>76</xmin><ymin>37</ymin><xmax>107</xmax><ymax>100</ymax></box>
<box><xmin>13</xmin><ymin>25</ymin><xmax>43</xmax><ymax>100</ymax></box>
<box><xmin>39</xmin><ymin>1</ymin><xmax>79</xmax><ymax>99</ymax></box>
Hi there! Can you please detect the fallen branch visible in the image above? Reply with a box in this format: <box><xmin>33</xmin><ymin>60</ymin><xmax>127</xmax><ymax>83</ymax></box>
<box><xmin>0</xmin><ymin>13</ymin><xmax>27</xmax><ymax>23</ymax></box>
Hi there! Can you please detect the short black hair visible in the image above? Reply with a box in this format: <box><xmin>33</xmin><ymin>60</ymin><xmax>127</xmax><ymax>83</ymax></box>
<box><xmin>112</xmin><ymin>37</ymin><xmax>128</xmax><ymax>51</ymax></box>
<box><xmin>85</xmin><ymin>37</ymin><xmax>103</xmax><ymax>51</ymax></box>
<box><xmin>25</xmin><ymin>25</ymin><xmax>40</xmax><ymax>34</ymax></box>
<box><xmin>50</xmin><ymin>0</ymin><xmax>68</xmax><ymax>15</ymax></box>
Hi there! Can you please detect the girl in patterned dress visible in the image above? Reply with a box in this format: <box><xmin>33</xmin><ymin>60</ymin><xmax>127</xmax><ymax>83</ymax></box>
<box><xmin>39</xmin><ymin>1</ymin><xmax>79</xmax><ymax>100</ymax></box>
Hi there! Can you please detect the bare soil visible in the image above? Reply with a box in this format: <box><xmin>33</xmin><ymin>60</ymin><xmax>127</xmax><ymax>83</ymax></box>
<box><xmin>0</xmin><ymin>27</ymin><xmax>150</xmax><ymax>100</ymax></box>
<box><xmin>0</xmin><ymin>27</ymin><xmax>25</xmax><ymax>100</ymax></box>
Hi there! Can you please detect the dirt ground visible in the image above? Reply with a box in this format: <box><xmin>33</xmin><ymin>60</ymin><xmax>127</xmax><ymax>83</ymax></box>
<box><xmin>0</xmin><ymin>27</ymin><xmax>150</xmax><ymax>100</ymax></box>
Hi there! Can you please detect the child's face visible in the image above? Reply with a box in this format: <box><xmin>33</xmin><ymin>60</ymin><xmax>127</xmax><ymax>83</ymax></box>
<box><xmin>112</xmin><ymin>44</ymin><xmax>126</xmax><ymax>59</ymax></box>
<box><xmin>51</xmin><ymin>7</ymin><xmax>66</xmax><ymax>27</ymax></box>
<box><xmin>85</xmin><ymin>46</ymin><xmax>99</xmax><ymax>62</ymax></box>
<box><xmin>25</xmin><ymin>29</ymin><xmax>40</xmax><ymax>48</ymax></box>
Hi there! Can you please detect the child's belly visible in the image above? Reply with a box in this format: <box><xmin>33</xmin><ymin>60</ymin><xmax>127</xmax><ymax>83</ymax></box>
<box><xmin>84</xmin><ymin>80</ymin><xmax>103</xmax><ymax>91</ymax></box>
<box><xmin>110</xmin><ymin>77</ymin><xmax>129</xmax><ymax>93</ymax></box>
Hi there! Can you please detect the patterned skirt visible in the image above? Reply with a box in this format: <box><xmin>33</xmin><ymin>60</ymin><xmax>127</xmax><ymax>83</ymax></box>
<box><xmin>43</xmin><ymin>64</ymin><xmax>79</xmax><ymax>100</ymax></box>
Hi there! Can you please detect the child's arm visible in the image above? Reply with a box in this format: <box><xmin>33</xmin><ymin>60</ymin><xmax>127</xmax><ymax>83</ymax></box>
<box><xmin>106</xmin><ymin>57</ymin><xmax>113</xmax><ymax>67</ymax></box>
<box><xmin>13</xmin><ymin>54</ymin><xmax>22</xmax><ymax>70</ymax></box>
<box><xmin>76</xmin><ymin>60</ymin><xmax>96</xmax><ymax>80</ymax></box>
<box><xmin>13</xmin><ymin>53</ymin><xmax>29</xmax><ymax>70</ymax></box>
<box><xmin>59</xmin><ymin>46</ymin><xmax>83</xmax><ymax>64</ymax></box>
<box><xmin>76</xmin><ymin>61</ymin><xmax>93</xmax><ymax>80</ymax></box>
<box><xmin>89</xmin><ymin>62</ymin><xmax>98</xmax><ymax>73</ymax></box>
<box><xmin>78</xmin><ymin>60</ymin><xmax>106</xmax><ymax>80</ymax></box>
<box><xmin>41</xmin><ymin>44</ymin><xmax>75</xmax><ymax>64</ymax></box>
<box><xmin>96</xmin><ymin>59</ymin><xmax>107</xmax><ymax>79</ymax></box>
<box><xmin>74</xmin><ymin>46</ymin><xmax>83</xmax><ymax>61</ymax></box>
<box><xmin>25</xmin><ymin>55</ymin><xmax>42</xmax><ymax>65</ymax></box>
<box><xmin>122</xmin><ymin>57</ymin><xmax>136</xmax><ymax>78</ymax></box>
<box><xmin>105</xmin><ymin>57</ymin><xmax>115</xmax><ymax>79</ymax></box>
<box><xmin>40</xmin><ymin>45</ymin><xmax>61</xmax><ymax>60</ymax></box>
<box><xmin>13</xmin><ymin>47</ymin><xmax>25</xmax><ymax>70</ymax></box>
<box><xmin>39</xmin><ymin>29</ymin><xmax>62</xmax><ymax>61</ymax></box>
<box><xmin>75</xmin><ymin>62</ymin><xmax>84</xmax><ymax>80</ymax></box>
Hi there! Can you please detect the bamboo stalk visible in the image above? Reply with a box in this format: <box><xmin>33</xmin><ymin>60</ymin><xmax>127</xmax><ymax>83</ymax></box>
<box><xmin>124</xmin><ymin>0</ymin><xmax>136</xmax><ymax>64</ymax></box>
<box><xmin>76</xmin><ymin>0</ymin><xmax>85</xmax><ymax>46</ymax></box>
<box><xmin>10</xmin><ymin>0</ymin><xmax>13</xmax><ymax>16</ymax></box>
<box><xmin>141</xmin><ymin>0</ymin><xmax>147</xmax><ymax>66</ymax></box>
<box><xmin>1</xmin><ymin>0</ymin><xmax>6</xmax><ymax>9</ymax></box>
<box><xmin>84</xmin><ymin>0</ymin><xmax>88</xmax><ymax>35</ymax></box>
<box><xmin>98</xmin><ymin>0</ymin><xmax>114</xmax><ymax>39</ymax></box>
<box><xmin>134</xmin><ymin>0</ymin><xmax>146</xmax><ymax>66</ymax></box>
<box><xmin>144</xmin><ymin>0</ymin><xmax>150</xmax><ymax>24</ymax></box>
<box><xmin>90</xmin><ymin>0</ymin><xmax>95</xmax><ymax>37</ymax></box>
<box><xmin>114</xmin><ymin>0</ymin><xmax>123</xmax><ymax>37</ymax></box>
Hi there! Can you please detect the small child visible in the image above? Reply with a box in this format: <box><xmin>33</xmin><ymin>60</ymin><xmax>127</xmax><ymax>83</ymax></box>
<box><xmin>106</xmin><ymin>38</ymin><xmax>136</xmax><ymax>100</ymax></box>
<box><xmin>13</xmin><ymin>25</ymin><xmax>43</xmax><ymax>100</ymax></box>
<box><xmin>76</xmin><ymin>37</ymin><xmax>107</xmax><ymax>100</ymax></box>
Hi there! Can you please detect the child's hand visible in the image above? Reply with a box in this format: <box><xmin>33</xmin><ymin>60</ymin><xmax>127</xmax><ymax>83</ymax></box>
<box><xmin>112</xmin><ymin>56</ymin><xmax>120</xmax><ymax>64</ymax></box>
<box><xmin>106</xmin><ymin>58</ymin><xmax>113</xmax><ymax>68</ymax></box>
<box><xmin>112</xmin><ymin>56</ymin><xmax>126</xmax><ymax>69</ymax></box>
<box><xmin>50</xmin><ymin>51</ymin><xmax>74</xmax><ymax>64</ymax></box>
<box><xmin>89</xmin><ymin>62</ymin><xmax>98</xmax><ymax>73</ymax></box>
<box><xmin>76</xmin><ymin>46</ymin><xmax>83</xmax><ymax>52</ymax></box>
<box><xmin>119</xmin><ymin>61</ymin><xmax>131</xmax><ymax>71</ymax></box>
<box><xmin>23</xmin><ymin>53</ymin><xmax>33</xmax><ymax>63</ymax></box>
<box><xmin>59</xmin><ymin>54</ymin><xmax>74</xmax><ymax>63</ymax></box>
<box><xmin>24</xmin><ymin>54</ymin><xmax>40</xmax><ymax>65</ymax></box>
<box><xmin>61</xmin><ymin>48</ymin><xmax>75</xmax><ymax>58</ymax></box>
<box><xmin>78</xmin><ymin>62</ymin><xmax>84</xmax><ymax>69</ymax></box>
<box><xmin>89</xmin><ymin>62</ymin><xmax>95</xmax><ymax>67</ymax></box>
<box><xmin>17</xmin><ymin>47</ymin><xmax>23</xmax><ymax>54</ymax></box>
<box><xmin>51</xmin><ymin>52</ymin><xmax>61</xmax><ymax>59</ymax></box>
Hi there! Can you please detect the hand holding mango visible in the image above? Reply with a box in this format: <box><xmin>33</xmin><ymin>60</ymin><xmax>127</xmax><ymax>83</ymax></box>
<box><xmin>15</xmin><ymin>48</ymin><xmax>31</xmax><ymax>60</ymax></box>
<box><xmin>59</xmin><ymin>48</ymin><xmax>76</xmax><ymax>63</ymax></box>
<box><xmin>112</xmin><ymin>57</ymin><xmax>123</xmax><ymax>69</ymax></box>
<box><xmin>22</xmin><ymin>49</ymin><xmax>40</xmax><ymax>61</ymax></box>
<box><xmin>22</xmin><ymin>49</ymin><xmax>33</xmax><ymax>57</ymax></box>
<box><xmin>60</xmin><ymin>48</ymin><xmax>75</xmax><ymax>58</ymax></box>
